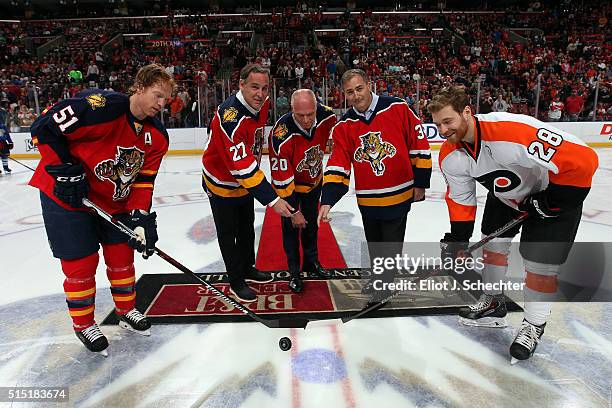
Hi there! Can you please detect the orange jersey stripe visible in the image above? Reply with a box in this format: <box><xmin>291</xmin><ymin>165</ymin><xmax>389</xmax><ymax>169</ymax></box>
<box><xmin>132</xmin><ymin>183</ymin><xmax>154</xmax><ymax>189</ymax></box>
<box><xmin>445</xmin><ymin>191</ymin><xmax>476</xmax><ymax>221</ymax></box>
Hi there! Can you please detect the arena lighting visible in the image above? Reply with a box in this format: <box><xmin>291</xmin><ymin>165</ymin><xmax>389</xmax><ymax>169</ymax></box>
<box><xmin>314</xmin><ymin>29</ymin><xmax>346</xmax><ymax>32</ymax></box>
<box><xmin>219</xmin><ymin>30</ymin><xmax>253</xmax><ymax>34</ymax></box>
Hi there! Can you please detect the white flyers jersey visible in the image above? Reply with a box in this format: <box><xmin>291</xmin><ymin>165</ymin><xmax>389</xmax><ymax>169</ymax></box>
<box><xmin>439</xmin><ymin>112</ymin><xmax>598</xmax><ymax>230</ymax></box>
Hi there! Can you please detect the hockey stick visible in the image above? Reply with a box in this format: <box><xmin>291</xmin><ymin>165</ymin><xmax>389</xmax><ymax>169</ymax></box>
<box><xmin>465</xmin><ymin>211</ymin><xmax>528</xmax><ymax>254</ymax></box>
<box><xmin>332</xmin><ymin>212</ymin><xmax>530</xmax><ymax>325</ymax></box>
<box><xmin>82</xmin><ymin>198</ymin><xmax>309</xmax><ymax>329</ymax></box>
<box><xmin>8</xmin><ymin>157</ymin><xmax>37</xmax><ymax>172</ymax></box>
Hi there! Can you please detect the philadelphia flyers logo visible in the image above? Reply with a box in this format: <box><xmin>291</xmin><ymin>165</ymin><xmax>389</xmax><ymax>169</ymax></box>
<box><xmin>475</xmin><ymin>170</ymin><xmax>521</xmax><ymax>193</ymax></box>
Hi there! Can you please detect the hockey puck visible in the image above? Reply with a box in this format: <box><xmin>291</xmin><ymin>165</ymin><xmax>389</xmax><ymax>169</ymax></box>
<box><xmin>279</xmin><ymin>337</ymin><xmax>292</xmax><ymax>351</ymax></box>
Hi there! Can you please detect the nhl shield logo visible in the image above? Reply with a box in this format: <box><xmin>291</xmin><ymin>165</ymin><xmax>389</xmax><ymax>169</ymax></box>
<box><xmin>222</xmin><ymin>107</ymin><xmax>239</xmax><ymax>123</ymax></box>
<box><xmin>86</xmin><ymin>93</ymin><xmax>106</xmax><ymax>110</ymax></box>
<box><xmin>354</xmin><ymin>131</ymin><xmax>396</xmax><ymax>176</ymax></box>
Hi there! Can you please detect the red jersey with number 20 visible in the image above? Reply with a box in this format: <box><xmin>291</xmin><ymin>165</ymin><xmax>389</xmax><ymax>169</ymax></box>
<box><xmin>269</xmin><ymin>103</ymin><xmax>337</xmax><ymax>205</ymax></box>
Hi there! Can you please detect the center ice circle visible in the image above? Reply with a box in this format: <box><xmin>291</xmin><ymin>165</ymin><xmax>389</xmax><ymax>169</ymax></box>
<box><xmin>292</xmin><ymin>348</ymin><xmax>347</xmax><ymax>383</ymax></box>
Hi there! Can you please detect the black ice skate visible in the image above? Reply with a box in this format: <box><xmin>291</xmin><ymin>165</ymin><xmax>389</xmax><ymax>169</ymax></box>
<box><xmin>76</xmin><ymin>323</ymin><xmax>109</xmax><ymax>357</ymax></box>
<box><xmin>510</xmin><ymin>319</ymin><xmax>546</xmax><ymax>365</ymax></box>
<box><xmin>458</xmin><ymin>294</ymin><xmax>508</xmax><ymax>328</ymax></box>
<box><xmin>118</xmin><ymin>308</ymin><xmax>151</xmax><ymax>336</ymax></box>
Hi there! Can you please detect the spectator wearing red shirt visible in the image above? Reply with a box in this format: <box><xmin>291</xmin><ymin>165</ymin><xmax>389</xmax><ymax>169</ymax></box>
<box><xmin>565</xmin><ymin>90</ymin><xmax>584</xmax><ymax>121</ymax></box>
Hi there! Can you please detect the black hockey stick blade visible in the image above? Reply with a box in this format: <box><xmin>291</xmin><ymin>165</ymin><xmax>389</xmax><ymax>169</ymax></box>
<box><xmin>82</xmin><ymin>198</ymin><xmax>311</xmax><ymax>330</ymax></box>
<box><xmin>341</xmin><ymin>290</ymin><xmax>401</xmax><ymax>324</ymax></box>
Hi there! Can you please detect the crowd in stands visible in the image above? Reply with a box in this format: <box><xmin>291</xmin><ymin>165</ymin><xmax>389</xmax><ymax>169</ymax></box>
<box><xmin>0</xmin><ymin>1</ymin><xmax>610</xmax><ymax>131</ymax></box>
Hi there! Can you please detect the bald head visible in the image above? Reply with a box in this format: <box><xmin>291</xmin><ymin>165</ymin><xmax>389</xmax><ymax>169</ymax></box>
<box><xmin>291</xmin><ymin>89</ymin><xmax>317</xmax><ymax>110</ymax></box>
<box><xmin>291</xmin><ymin>89</ymin><xmax>317</xmax><ymax>130</ymax></box>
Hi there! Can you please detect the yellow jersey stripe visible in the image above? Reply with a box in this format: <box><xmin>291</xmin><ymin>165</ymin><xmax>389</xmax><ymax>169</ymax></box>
<box><xmin>324</xmin><ymin>174</ymin><xmax>350</xmax><ymax>186</ymax></box>
<box><xmin>411</xmin><ymin>157</ymin><xmax>433</xmax><ymax>169</ymax></box>
<box><xmin>238</xmin><ymin>170</ymin><xmax>266</xmax><ymax>189</ymax></box>
<box><xmin>274</xmin><ymin>182</ymin><xmax>295</xmax><ymax>198</ymax></box>
<box><xmin>69</xmin><ymin>306</ymin><xmax>95</xmax><ymax>317</ymax></box>
<box><xmin>66</xmin><ymin>287</ymin><xmax>96</xmax><ymax>299</ymax></box>
<box><xmin>132</xmin><ymin>183</ymin><xmax>154</xmax><ymax>189</ymax></box>
<box><xmin>204</xmin><ymin>178</ymin><xmax>249</xmax><ymax>198</ymax></box>
<box><xmin>357</xmin><ymin>189</ymin><xmax>413</xmax><ymax>207</ymax></box>
<box><xmin>109</xmin><ymin>277</ymin><xmax>136</xmax><ymax>286</ymax></box>
<box><xmin>112</xmin><ymin>293</ymin><xmax>136</xmax><ymax>302</ymax></box>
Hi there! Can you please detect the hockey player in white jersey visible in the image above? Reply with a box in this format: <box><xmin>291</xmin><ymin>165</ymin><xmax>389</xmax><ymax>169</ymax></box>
<box><xmin>428</xmin><ymin>86</ymin><xmax>598</xmax><ymax>363</ymax></box>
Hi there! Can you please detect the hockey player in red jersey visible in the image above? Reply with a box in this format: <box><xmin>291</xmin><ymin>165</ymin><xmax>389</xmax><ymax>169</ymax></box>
<box><xmin>318</xmin><ymin>69</ymin><xmax>432</xmax><ymax>297</ymax></box>
<box><xmin>269</xmin><ymin>89</ymin><xmax>337</xmax><ymax>292</ymax></box>
<box><xmin>201</xmin><ymin>64</ymin><xmax>294</xmax><ymax>302</ymax></box>
<box><xmin>428</xmin><ymin>86</ymin><xmax>598</xmax><ymax>363</ymax></box>
<box><xmin>29</xmin><ymin>64</ymin><xmax>175</xmax><ymax>356</ymax></box>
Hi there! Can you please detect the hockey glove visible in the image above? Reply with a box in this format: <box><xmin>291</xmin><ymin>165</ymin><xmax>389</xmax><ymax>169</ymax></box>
<box><xmin>116</xmin><ymin>210</ymin><xmax>158</xmax><ymax>259</ymax></box>
<box><xmin>440</xmin><ymin>233</ymin><xmax>469</xmax><ymax>273</ymax></box>
<box><xmin>45</xmin><ymin>163</ymin><xmax>89</xmax><ymax>208</ymax></box>
<box><xmin>518</xmin><ymin>191</ymin><xmax>561</xmax><ymax>219</ymax></box>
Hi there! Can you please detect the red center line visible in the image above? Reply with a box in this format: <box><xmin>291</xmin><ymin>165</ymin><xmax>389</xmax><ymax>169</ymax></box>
<box><xmin>330</xmin><ymin>324</ymin><xmax>357</xmax><ymax>408</ymax></box>
<box><xmin>289</xmin><ymin>328</ymin><xmax>301</xmax><ymax>408</ymax></box>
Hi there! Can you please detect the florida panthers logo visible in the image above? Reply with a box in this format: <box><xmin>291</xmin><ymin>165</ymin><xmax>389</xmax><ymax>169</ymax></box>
<box><xmin>94</xmin><ymin>146</ymin><xmax>145</xmax><ymax>200</ymax></box>
<box><xmin>296</xmin><ymin>145</ymin><xmax>324</xmax><ymax>178</ymax></box>
<box><xmin>354</xmin><ymin>132</ymin><xmax>396</xmax><ymax>176</ymax></box>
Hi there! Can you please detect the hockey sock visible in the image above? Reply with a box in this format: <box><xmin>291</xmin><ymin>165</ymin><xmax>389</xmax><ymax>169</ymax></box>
<box><xmin>523</xmin><ymin>260</ymin><xmax>558</xmax><ymax>326</ymax></box>
<box><xmin>1</xmin><ymin>156</ymin><xmax>8</xmax><ymax>170</ymax></box>
<box><xmin>61</xmin><ymin>252</ymin><xmax>99</xmax><ymax>330</ymax></box>
<box><xmin>523</xmin><ymin>302</ymin><xmax>552</xmax><ymax>327</ymax></box>
<box><xmin>481</xmin><ymin>239</ymin><xmax>511</xmax><ymax>296</ymax></box>
<box><xmin>103</xmin><ymin>243</ymin><xmax>136</xmax><ymax>315</ymax></box>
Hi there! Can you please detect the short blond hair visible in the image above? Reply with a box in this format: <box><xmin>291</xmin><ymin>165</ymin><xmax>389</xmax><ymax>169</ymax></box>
<box><xmin>129</xmin><ymin>63</ymin><xmax>176</xmax><ymax>94</ymax></box>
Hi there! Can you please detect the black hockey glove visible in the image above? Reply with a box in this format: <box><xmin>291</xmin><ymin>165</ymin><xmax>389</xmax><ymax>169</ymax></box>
<box><xmin>116</xmin><ymin>210</ymin><xmax>158</xmax><ymax>259</ymax></box>
<box><xmin>518</xmin><ymin>191</ymin><xmax>561</xmax><ymax>219</ymax></box>
<box><xmin>45</xmin><ymin>163</ymin><xmax>89</xmax><ymax>208</ymax></box>
<box><xmin>440</xmin><ymin>233</ymin><xmax>469</xmax><ymax>271</ymax></box>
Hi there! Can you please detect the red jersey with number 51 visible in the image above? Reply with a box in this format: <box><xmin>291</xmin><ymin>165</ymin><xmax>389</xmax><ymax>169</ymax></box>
<box><xmin>29</xmin><ymin>90</ymin><xmax>169</xmax><ymax>214</ymax></box>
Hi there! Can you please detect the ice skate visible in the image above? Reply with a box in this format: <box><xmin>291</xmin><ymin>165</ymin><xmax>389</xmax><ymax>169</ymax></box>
<box><xmin>458</xmin><ymin>294</ymin><xmax>508</xmax><ymax>328</ymax></box>
<box><xmin>118</xmin><ymin>308</ymin><xmax>151</xmax><ymax>336</ymax></box>
<box><xmin>76</xmin><ymin>323</ymin><xmax>109</xmax><ymax>357</ymax></box>
<box><xmin>510</xmin><ymin>319</ymin><xmax>545</xmax><ymax>364</ymax></box>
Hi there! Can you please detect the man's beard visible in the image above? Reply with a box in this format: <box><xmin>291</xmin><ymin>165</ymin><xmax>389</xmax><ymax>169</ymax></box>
<box><xmin>446</xmin><ymin>118</ymin><xmax>468</xmax><ymax>144</ymax></box>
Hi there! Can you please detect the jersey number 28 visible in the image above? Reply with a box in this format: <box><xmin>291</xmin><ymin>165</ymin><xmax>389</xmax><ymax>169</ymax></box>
<box><xmin>527</xmin><ymin>128</ymin><xmax>563</xmax><ymax>162</ymax></box>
